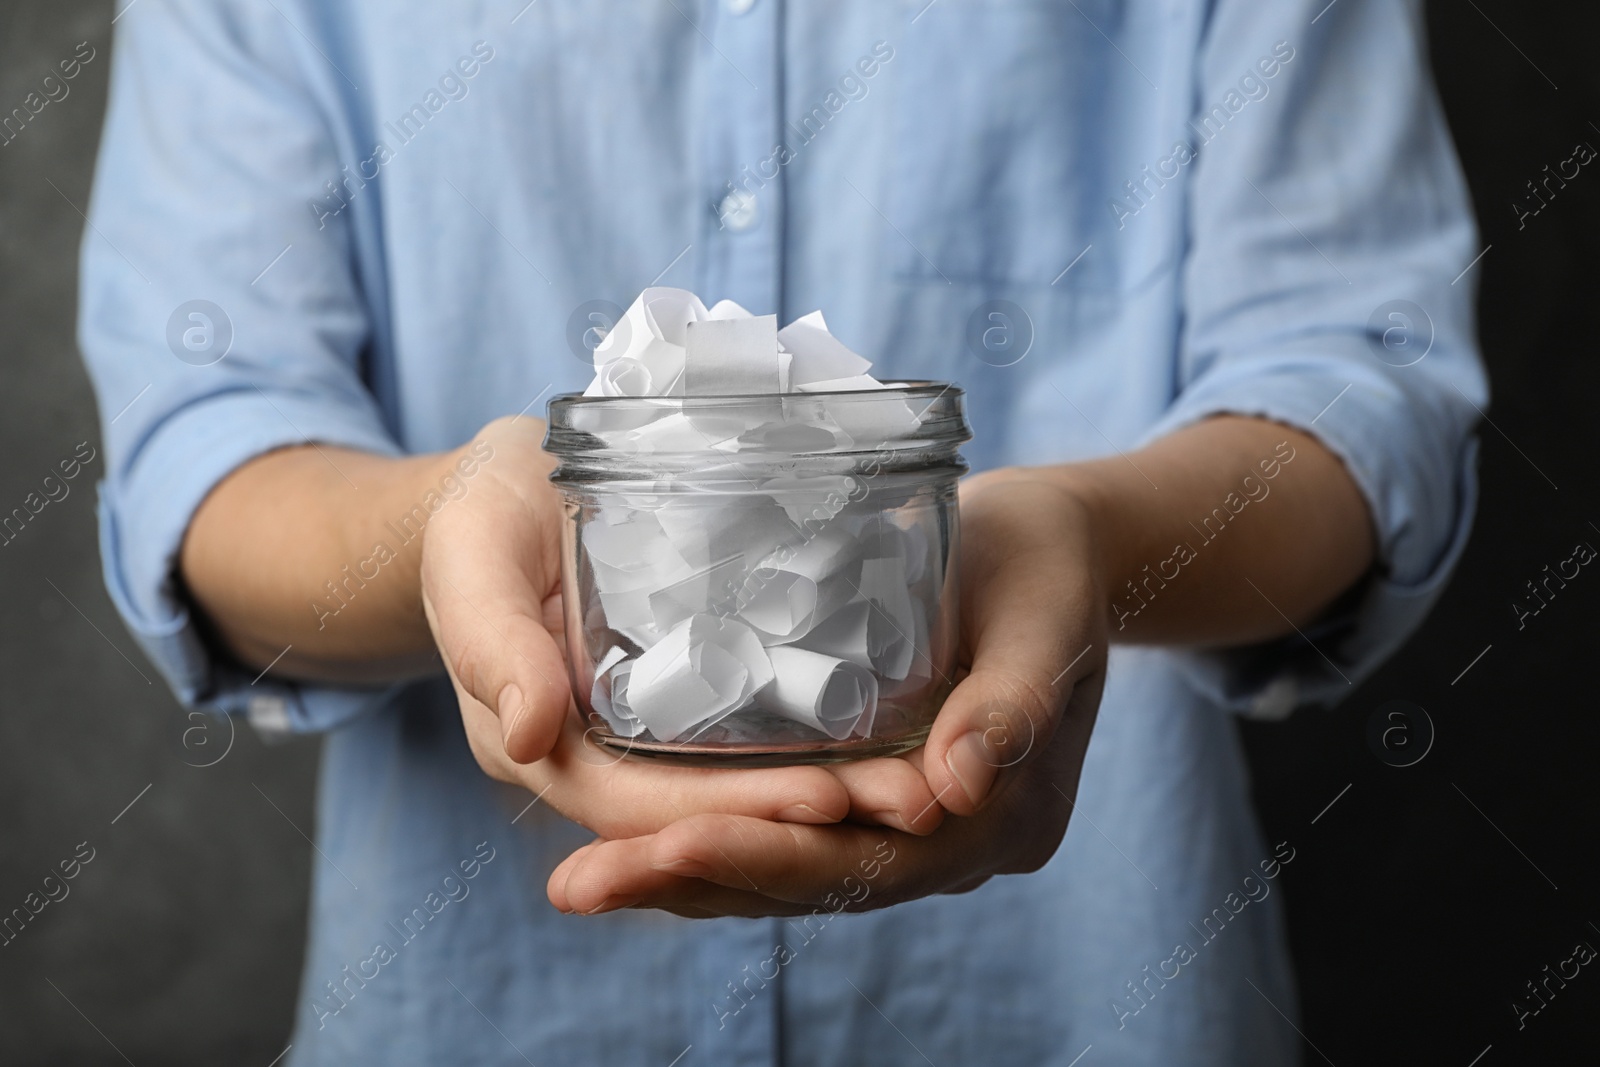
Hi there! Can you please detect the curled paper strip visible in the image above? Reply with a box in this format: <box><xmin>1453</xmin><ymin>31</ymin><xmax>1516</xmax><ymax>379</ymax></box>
<box><xmin>859</xmin><ymin>555</ymin><xmax>919</xmax><ymax>682</ymax></box>
<box><xmin>799</xmin><ymin>599</ymin><xmax>872</xmax><ymax>667</ymax></box>
<box><xmin>777</xmin><ymin>311</ymin><xmax>873</xmax><ymax>387</ymax></box>
<box><xmin>790</xmin><ymin>558</ymin><xmax>919</xmax><ymax>683</ymax></box>
<box><xmin>746</xmin><ymin>528</ymin><xmax>861</xmax><ymax>644</ymax></box>
<box><xmin>654</xmin><ymin>497</ymin><xmax>799</xmax><ymax>570</ymax></box>
<box><xmin>649</xmin><ymin>555</ymin><xmax>748</xmax><ymax>632</ymax></box>
<box><xmin>757</xmin><ymin>646</ymin><xmax>879</xmax><ymax>740</ymax></box>
<box><xmin>625</xmin><ymin>615</ymin><xmax>775</xmax><ymax>742</ymax></box>
<box><xmin>591</xmin><ymin>646</ymin><xmax>645</xmax><ymax>738</ymax></box>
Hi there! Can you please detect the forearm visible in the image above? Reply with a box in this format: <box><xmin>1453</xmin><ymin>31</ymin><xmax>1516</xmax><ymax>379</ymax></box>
<box><xmin>179</xmin><ymin>441</ymin><xmax>478</xmax><ymax>681</ymax></box>
<box><xmin>1041</xmin><ymin>415</ymin><xmax>1375</xmax><ymax>647</ymax></box>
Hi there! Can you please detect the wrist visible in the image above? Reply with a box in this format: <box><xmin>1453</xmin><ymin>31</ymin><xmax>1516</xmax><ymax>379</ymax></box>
<box><xmin>308</xmin><ymin>447</ymin><xmax>465</xmax><ymax>665</ymax></box>
<box><xmin>961</xmin><ymin>464</ymin><xmax>1121</xmax><ymax>631</ymax></box>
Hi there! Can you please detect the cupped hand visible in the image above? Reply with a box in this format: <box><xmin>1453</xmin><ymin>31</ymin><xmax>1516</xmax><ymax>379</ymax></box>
<box><xmin>547</xmin><ymin>468</ymin><xmax>1110</xmax><ymax>916</ymax></box>
<box><xmin>419</xmin><ymin>415</ymin><xmax>944</xmax><ymax>849</ymax></box>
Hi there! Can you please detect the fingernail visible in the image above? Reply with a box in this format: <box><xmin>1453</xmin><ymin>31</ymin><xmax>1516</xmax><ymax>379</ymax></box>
<box><xmin>497</xmin><ymin>683</ymin><xmax>523</xmax><ymax>747</ymax></box>
<box><xmin>776</xmin><ymin>803</ymin><xmax>833</xmax><ymax>824</ymax></box>
<box><xmin>582</xmin><ymin>894</ymin><xmax>640</xmax><ymax>915</ymax></box>
<box><xmin>946</xmin><ymin>732</ymin><xmax>999</xmax><ymax>809</ymax></box>
<box><xmin>868</xmin><ymin>810</ymin><xmax>911</xmax><ymax>833</ymax></box>
<box><xmin>651</xmin><ymin>856</ymin><xmax>713</xmax><ymax>878</ymax></box>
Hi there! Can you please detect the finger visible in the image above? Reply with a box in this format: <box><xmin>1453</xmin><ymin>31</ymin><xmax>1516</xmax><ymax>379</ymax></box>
<box><xmin>552</xmin><ymin>836</ymin><xmax>829</xmax><ymax>919</ymax></box>
<box><xmin>455</xmin><ymin>687</ymin><xmax>524</xmax><ymax>785</ymax></box>
<box><xmin>551</xmin><ymin>837</ymin><xmax>820</xmax><ymax>919</ymax></box>
<box><xmin>454</xmin><ymin>685</ymin><xmax>854</xmax><ymax>839</ymax></box>
<box><xmin>924</xmin><ymin>521</ymin><xmax>1101</xmax><ymax>814</ymax></box>
<box><xmin>551</xmin><ymin>836</ymin><xmax>686</xmax><ymax>915</ymax></box>
<box><xmin>422</xmin><ymin>514</ymin><xmax>570</xmax><ymax>763</ymax></box>
<box><xmin>562</xmin><ymin>803</ymin><xmax>1018</xmax><ymax>919</ymax></box>
<box><xmin>642</xmin><ymin>814</ymin><xmax>922</xmax><ymax>907</ymax></box>
<box><xmin>824</xmin><ymin>756</ymin><xmax>945</xmax><ymax>835</ymax></box>
<box><xmin>535</xmin><ymin>710</ymin><xmax>854</xmax><ymax>839</ymax></box>
<box><xmin>546</xmin><ymin>838</ymin><xmax>604</xmax><ymax>912</ymax></box>
<box><xmin>556</xmin><ymin>832</ymin><xmax>830</xmax><ymax>918</ymax></box>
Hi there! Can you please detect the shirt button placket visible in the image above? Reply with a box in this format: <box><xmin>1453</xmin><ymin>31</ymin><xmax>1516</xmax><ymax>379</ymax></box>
<box><xmin>695</xmin><ymin>0</ymin><xmax>783</xmax><ymax>316</ymax></box>
<box><xmin>690</xmin><ymin>3</ymin><xmax>785</xmax><ymax>1061</ymax></box>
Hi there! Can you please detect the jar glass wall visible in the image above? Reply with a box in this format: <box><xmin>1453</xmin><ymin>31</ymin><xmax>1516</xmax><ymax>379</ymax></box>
<box><xmin>545</xmin><ymin>384</ymin><xmax>969</xmax><ymax>765</ymax></box>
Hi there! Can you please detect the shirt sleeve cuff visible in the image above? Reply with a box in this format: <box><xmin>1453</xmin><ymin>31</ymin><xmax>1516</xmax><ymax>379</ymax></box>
<box><xmin>98</xmin><ymin>387</ymin><xmax>408</xmax><ymax>734</ymax></box>
<box><xmin>1134</xmin><ymin>347</ymin><xmax>1480</xmax><ymax>717</ymax></box>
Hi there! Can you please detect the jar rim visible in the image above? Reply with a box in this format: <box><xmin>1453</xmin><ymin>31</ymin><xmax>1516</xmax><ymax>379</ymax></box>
<box><xmin>544</xmin><ymin>380</ymin><xmax>970</xmax><ymax>481</ymax></box>
<box><xmin>549</xmin><ymin>379</ymin><xmax>958</xmax><ymax>407</ymax></box>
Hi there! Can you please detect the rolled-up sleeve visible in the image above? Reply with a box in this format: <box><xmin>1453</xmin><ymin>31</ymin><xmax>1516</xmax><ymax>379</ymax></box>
<box><xmin>1141</xmin><ymin>0</ymin><xmax>1487</xmax><ymax>715</ymax></box>
<box><xmin>81</xmin><ymin>2</ymin><xmax>402</xmax><ymax>732</ymax></box>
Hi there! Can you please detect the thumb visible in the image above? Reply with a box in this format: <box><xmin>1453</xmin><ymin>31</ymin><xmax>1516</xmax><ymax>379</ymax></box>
<box><xmin>922</xmin><ymin>573</ymin><xmax>1102</xmax><ymax>818</ymax></box>
<box><xmin>424</xmin><ymin>576</ymin><xmax>570</xmax><ymax>763</ymax></box>
<box><xmin>422</xmin><ymin>543</ymin><xmax>571</xmax><ymax>766</ymax></box>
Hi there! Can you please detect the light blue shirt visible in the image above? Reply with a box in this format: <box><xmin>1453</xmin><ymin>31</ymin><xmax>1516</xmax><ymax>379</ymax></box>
<box><xmin>80</xmin><ymin>1</ymin><xmax>1484</xmax><ymax>1063</ymax></box>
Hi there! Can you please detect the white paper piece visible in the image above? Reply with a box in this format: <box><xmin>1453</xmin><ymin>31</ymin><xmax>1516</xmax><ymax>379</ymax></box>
<box><xmin>795</xmin><ymin>374</ymin><xmax>883</xmax><ymax>393</ymax></box>
<box><xmin>777</xmin><ymin>526</ymin><xmax>859</xmax><ymax>581</ymax></box>
<box><xmin>707</xmin><ymin>298</ymin><xmax>753</xmax><ymax>320</ymax></box>
<box><xmin>760</xmin><ymin>472</ymin><xmax>860</xmax><ymax>527</ymax></box>
<box><xmin>591</xmin><ymin>287</ymin><xmax>711</xmax><ymax>397</ymax></box>
<box><xmin>649</xmin><ymin>555</ymin><xmax>748</xmax><ymax>632</ymax></box>
<box><xmin>777</xmin><ymin>311</ymin><xmax>875</xmax><ymax>387</ymax></box>
<box><xmin>590</xmin><ymin>647</ymin><xmax>646</xmax><ymax>737</ymax></box>
<box><xmin>757</xmin><ymin>646</ymin><xmax>878</xmax><ymax>739</ymax></box>
<box><xmin>800</xmin><ymin>599</ymin><xmax>872</xmax><ymax>667</ymax></box>
<box><xmin>739</xmin><ymin>420</ymin><xmax>852</xmax><ymax>455</ymax></box>
<box><xmin>598</xmin><ymin>587</ymin><xmax>656</xmax><ymax>634</ymax></box>
<box><xmin>741</xmin><ymin>572</ymin><xmax>816</xmax><ymax>640</ymax></box>
<box><xmin>743</xmin><ymin>569</ymin><xmax>857</xmax><ymax>645</ymax></box>
<box><xmin>585</xmin><ymin>510</ymin><xmax>698</xmax><ymax>646</ymax></box>
<box><xmin>654</xmin><ymin>496</ymin><xmax>800</xmax><ymax>569</ymax></box>
<box><xmin>859</xmin><ymin>556</ymin><xmax>918</xmax><ymax>681</ymax></box>
<box><xmin>626</xmin><ymin>615</ymin><xmax>775</xmax><ymax>742</ymax></box>
<box><xmin>585</xmin><ymin>509</ymin><xmax>690</xmax><ymax>583</ymax></box>
<box><xmin>819</xmin><ymin>393</ymin><xmax>922</xmax><ymax>449</ymax></box>
<box><xmin>591</xmin><ymin>645</ymin><xmax>627</xmax><ymax>690</ymax></box>
<box><xmin>742</xmin><ymin>527</ymin><xmax>861</xmax><ymax>642</ymax></box>
<box><xmin>584</xmin><ymin>356</ymin><xmax>657</xmax><ymax>397</ymax></box>
<box><xmin>610</xmin><ymin>412</ymin><xmax>745</xmax><ymax>453</ymax></box>
<box><xmin>852</xmin><ymin>678</ymin><xmax>880</xmax><ymax>738</ymax></box>
<box><xmin>850</xmin><ymin>520</ymin><xmax>931</xmax><ymax>587</ymax></box>
<box><xmin>645</xmin><ymin>292</ymin><xmax>701</xmax><ymax>346</ymax></box>
<box><xmin>797</xmin><ymin>590</ymin><xmax>921</xmax><ymax>684</ymax></box>
<box><xmin>879</xmin><ymin>601</ymin><xmax>937</xmax><ymax>701</ymax></box>
<box><xmin>685</xmin><ymin>315</ymin><xmax>782</xmax><ymax>396</ymax></box>
<box><xmin>896</xmin><ymin>522</ymin><xmax>931</xmax><ymax>586</ymax></box>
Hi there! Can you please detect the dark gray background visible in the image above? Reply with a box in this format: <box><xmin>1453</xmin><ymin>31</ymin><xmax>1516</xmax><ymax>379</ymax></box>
<box><xmin>2</xmin><ymin>1</ymin><xmax>1596</xmax><ymax>1063</ymax></box>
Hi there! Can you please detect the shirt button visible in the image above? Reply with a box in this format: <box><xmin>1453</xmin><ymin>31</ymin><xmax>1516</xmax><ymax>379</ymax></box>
<box><xmin>717</xmin><ymin>190</ymin><xmax>758</xmax><ymax>232</ymax></box>
<box><xmin>726</xmin><ymin>0</ymin><xmax>756</xmax><ymax>14</ymax></box>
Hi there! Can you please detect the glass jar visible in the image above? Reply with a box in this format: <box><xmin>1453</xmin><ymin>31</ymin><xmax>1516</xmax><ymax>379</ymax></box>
<box><xmin>544</xmin><ymin>383</ymin><xmax>970</xmax><ymax>765</ymax></box>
